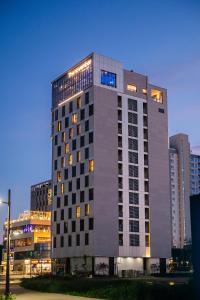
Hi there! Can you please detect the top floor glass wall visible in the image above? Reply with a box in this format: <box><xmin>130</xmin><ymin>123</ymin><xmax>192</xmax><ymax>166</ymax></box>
<box><xmin>52</xmin><ymin>58</ymin><xmax>93</xmax><ymax>108</ymax></box>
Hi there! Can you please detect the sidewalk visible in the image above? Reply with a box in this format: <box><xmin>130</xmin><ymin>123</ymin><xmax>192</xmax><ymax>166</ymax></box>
<box><xmin>0</xmin><ymin>284</ymin><xmax>104</xmax><ymax>300</ymax></box>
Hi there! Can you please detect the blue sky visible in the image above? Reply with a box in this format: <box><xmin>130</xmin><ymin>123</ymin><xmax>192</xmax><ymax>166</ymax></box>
<box><xmin>0</xmin><ymin>0</ymin><xmax>200</xmax><ymax>237</ymax></box>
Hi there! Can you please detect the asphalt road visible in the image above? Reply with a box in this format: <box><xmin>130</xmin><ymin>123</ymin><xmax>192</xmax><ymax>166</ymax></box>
<box><xmin>0</xmin><ymin>284</ymin><xmax>102</xmax><ymax>300</ymax></box>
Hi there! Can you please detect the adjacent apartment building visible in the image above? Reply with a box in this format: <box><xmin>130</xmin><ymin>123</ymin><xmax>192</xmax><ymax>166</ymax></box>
<box><xmin>51</xmin><ymin>53</ymin><xmax>171</xmax><ymax>276</ymax></box>
<box><xmin>30</xmin><ymin>180</ymin><xmax>52</xmax><ymax>211</ymax></box>
<box><xmin>169</xmin><ymin>134</ymin><xmax>191</xmax><ymax>249</ymax></box>
<box><xmin>190</xmin><ymin>148</ymin><xmax>200</xmax><ymax>196</ymax></box>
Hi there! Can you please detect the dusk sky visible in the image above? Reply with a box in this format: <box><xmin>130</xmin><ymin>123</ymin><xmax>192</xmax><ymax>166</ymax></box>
<box><xmin>0</xmin><ymin>0</ymin><xmax>200</xmax><ymax>239</ymax></box>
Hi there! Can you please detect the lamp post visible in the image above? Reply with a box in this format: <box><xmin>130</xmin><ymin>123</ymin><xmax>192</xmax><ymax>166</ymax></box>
<box><xmin>0</xmin><ymin>189</ymin><xmax>11</xmax><ymax>297</ymax></box>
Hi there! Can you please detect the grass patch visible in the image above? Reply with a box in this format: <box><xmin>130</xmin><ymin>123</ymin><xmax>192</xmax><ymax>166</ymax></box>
<box><xmin>21</xmin><ymin>275</ymin><xmax>194</xmax><ymax>300</ymax></box>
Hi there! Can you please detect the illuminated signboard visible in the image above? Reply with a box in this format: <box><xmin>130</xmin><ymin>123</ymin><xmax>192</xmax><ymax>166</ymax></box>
<box><xmin>101</xmin><ymin>70</ymin><xmax>117</xmax><ymax>88</ymax></box>
<box><xmin>23</xmin><ymin>224</ymin><xmax>33</xmax><ymax>233</ymax></box>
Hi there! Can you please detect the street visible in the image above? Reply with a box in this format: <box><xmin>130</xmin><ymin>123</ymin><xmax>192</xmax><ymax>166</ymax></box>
<box><xmin>0</xmin><ymin>283</ymin><xmax>102</xmax><ymax>300</ymax></box>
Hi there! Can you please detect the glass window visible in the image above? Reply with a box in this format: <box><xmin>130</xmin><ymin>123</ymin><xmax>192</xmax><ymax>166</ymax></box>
<box><xmin>129</xmin><ymin>192</ymin><xmax>139</xmax><ymax>205</ymax></box>
<box><xmin>119</xmin><ymin>234</ymin><xmax>123</xmax><ymax>246</ymax></box>
<box><xmin>129</xmin><ymin>234</ymin><xmax>140</xmax><ymax>246</ymax></box>
<box><xmin>85</xmin><ymin>92</ymin><xmax>89</xmax><ymax>104</ymax></box>
<box><xmin>101</xmin><ymin>70</ymin><xmax>117</xmax><ymax>88</ymax></box>
<box><xmin>72</xmin><ymin>113</ymin><xmax>78</xmax><ymax>124</ymax></box>
<box><xmin>129</xmin><ymin>220</ymin><xmax>139</xmax><ymax>232</ymax></box>
<box><xmin>80</xmin><ymin>219</ymin><xmax>84</xmax><ymax>231</ymax></box>
<box><xmin>76</xmin><ymin>206</ymin><xmax>81</xmax><ymax>218</ymax></box>
<box><xmin>57</xmin><ymin>171</ymin><xmax>61</xmax><ymax>182</ymax></box>
<box><xmin>80</xmin><ymin>190</ymin><xmax>85</xmax><ymax>202</ymax></box>
<box><xmin>89</xmin><ymin>132</ymin><xmax>93</xmax><ymax>144</ymax></box>
<box><xmin>89</xmin><ymin>104</ymin><xmax>94</xmax><ymax>116</ymax></box>
<box><xmin>68</xmin><ymin>154</ymin><xmax>73</xmax><ymax>165</ymax></box>
<box><xmin>76</xmin><ymin>234</ymin><xmax>80</xmax><ymax>246</ymax></box>
<box><xmin>89</xmin><ymin>160</ymin><xmax>94</xmax><ymax>172</ymax></box>
<box><xmin>89</xmin><ymin>217</ymin><xmax>93</xmax><ymax>230</ymax></box>
<box><xmin>85</xmin><ymin>233</ymin><xmax>89</xmax><ymax>245</ymax></box>
<box><xmin>89</xmin><ymin>188</ymin><xmax>93</xmax><ymax>201</ymax></box>
<box><xmin>65</xmin><ymin>143</ymin><xmax>69</xmax><ymax>154</ymax></box>
<box><xmin>127</xmin><ymin>84</ymin><xmax>137</xmax><ymax>92</ymax></box>
<box><xmin>65</xmin><ymin>117</ymin><xmax>69</xmax><ymax>128</ymax></box>
<box><xmin>64</xmin><ymin>169</ymin><xmax>68</xmax><ymax>180</ymax></box>
<box><xmin>128</xmin><ymin>99</ymin><xmax>137</xmax><ymax>111</ymax></box>
<box><xmin>128</xmin><ymin>112</ymin><xmax>138</xmax><ymax>125</ymax></box>
<box><xmin>85</xmin><ymin>204</ymin><xmax>90</xmax><ymax>216</ymax></box>
<box><xmin>118</xmin><ymin>96</ymin><xmax>122</xmax><ymax>108</ymax></box>
<box><xmin>58</xmin><ymin>121</ymin><xmax>62</xmax><ymax>132</ymax></box>
<box><xmin>85</xmin><ymin>147</ymin><xmax>89</xmax><ymax>159</ymax></box>
<box><xmin>129</xmin><ymin>165</ymin><xmax>138</xmax><ymax>178</ymax></box>
<box><xmin>77</xmin><ymin>97</ymin><xmax>81</xmax><ymax>109</ymax></box>
<box><xmin>151</xmin><ymin>89</ymin><xmax>163</xmax><ymax>103</ymax></box>
<box><xmin>72</xmin><ymin>220</ymin><xmax>76</xmax><ymax>232</ymax></box>
<box><xmin>77</xmin><ymin>124</ymin><xmax>81</xmax><ymax>135</ymax></box>
<box><xmin>129</xmin><ymin>206</ymin><xmax>139</xmax><ymax>218</ymax></box>
<box><xmin>77</xmin><ymin>151</ymin><xmax>81</xmax><ymax>162</ymax></box>
<box><xmin>61</xmin><ymin>183</ymin><xmax>64</xmax><ymax>195</ymax></box>
<box><xmin>62</xmin><ymin>106</ymin><xmax>65</xmax><ymax>117</ymax></box>
<box><xmin>129</xmin><ymin>179</ymin><xmax>139</xmax><ymax>191</ymax></box>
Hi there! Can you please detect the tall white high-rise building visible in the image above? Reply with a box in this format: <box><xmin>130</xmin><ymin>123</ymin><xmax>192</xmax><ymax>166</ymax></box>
<box><xmin>169</xmin><ymin>134</ymin><xmax>191</xmax><ymax>249</ymax></box>
<box><xmin>51</xmin><ymin>53</ymin><xmax>171</xmax><ymax>275</ymax></box>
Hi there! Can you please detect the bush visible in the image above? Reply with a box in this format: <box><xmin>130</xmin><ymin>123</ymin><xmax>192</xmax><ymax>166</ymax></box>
<box><xmin>21</xmin><ymin>277</ymin><xmax>195</xmax><ymax>300</ymax></box>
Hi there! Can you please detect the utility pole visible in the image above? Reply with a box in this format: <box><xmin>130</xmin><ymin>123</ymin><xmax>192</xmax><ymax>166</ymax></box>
<box><xmin>5</xmin><ymin>189</ymin><xmax>11</xmax><ymax>297</ymax></box>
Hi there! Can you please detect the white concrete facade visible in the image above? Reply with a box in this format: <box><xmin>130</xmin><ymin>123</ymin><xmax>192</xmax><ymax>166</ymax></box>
<box><xmin>51</xmin><ymin>53</ymin><xmax>171</xmax><ymax>276</ymax></box>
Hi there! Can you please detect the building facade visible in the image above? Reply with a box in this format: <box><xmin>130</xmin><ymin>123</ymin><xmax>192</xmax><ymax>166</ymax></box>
<box><xmin>169</xmin><ymin>148</ymin><xmax>180</xmax><ymax>248</ymax></box>
<box><xmin>3</xmin><ymin>211</ymin><xmax>51</xmax><ymax>275</ymax></box>
<box><xmin>51</xmin><ymin>53</ymin><xmax>171</xmax><ymax>276</ymax></box>
<box><xmin>190</xmin><ymin>149</ymin><xmax>200</xmax><ymax>196</ymax></box>
<box><xmin>169</xmin><ymin>134</ymin><xmax>191</xmax><ymax>249</ymax></box>
<box><xmin>30</xmin><ymin>180</ymin><xmax>52</xmax><ymax>211</ymax></box>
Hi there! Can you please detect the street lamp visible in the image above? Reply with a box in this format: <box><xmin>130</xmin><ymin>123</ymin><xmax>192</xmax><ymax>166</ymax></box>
<box><xmin>0</xmin><ymin>189</ymin><xmax>11</xmax><ymax>297</ymax></box>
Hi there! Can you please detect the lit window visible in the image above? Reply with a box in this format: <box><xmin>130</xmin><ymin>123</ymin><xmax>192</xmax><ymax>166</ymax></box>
<box><xmin>127</xmin><ymin>84</ymin><xmax>137</xmax><ymax>92</ymax></box>
<box><xmin>101</xmin><ymin>70</ymin><xmax>117</xmax><ymax>88</ymax></box>
<box><xmin>69</xmin><ymin>154</ymin><xmax>73</xmax><ymax>165</ymax></box>
<box><xmin>58</xmin><ymin>121</ymin><xmax>61</xmax><ymax>132</ymax></box>
<box><xmin>77</xmin><ymin>97</ymin><xmax>81</xmax><ymax>109</ymax></box>
<box><xmin>145</xmin><ymin>235</ymin><xmax>150</xmax><ymax>247</ymax></box>
<box><xmin>142</xmin><ymin>88</ymin><xmax>147</xmax><ymax>94</ymax></box>
<box><xmin>89</xmin><ymin>160</ymin><xmax>94</xmax><ymax>172</ymax></box>
<box><xmin>69</xmin><ymin>128</ymin><xmax>74</xmax><ymax>139</ymax></box>
<box><xmin>57</xmin><ymin>171</ymin><xmax>61</xmax><ymax>182</ymax></box>
<box><xmin>61</xmin><ymin>183</ymin><xmax>64</xmax><ymax>195</ymax></box>
<box><xmin>77</xmin><ymin>151</ymin><xmax>81</xmax><ymax>162</ymax></box>
<box><xmin>151</xmin><ymin>89</ymin><xmax>163</xmax><ymax>103</ymax></box>
<box><xmin>76</xmin><ymin>206</ymin><xmax>80</xmax><ymax>218</ymax></box>
<box><xmin>62</xmin><ymin>132</ymin><xmax>66</xmax><ymax>142</ymax></box>
<box><xmin>85</xmin><ymin>204</ymin><xmax>90</xmax><ymax>216</ymax></box>
<box><xmin>72</xmin><ymin>113</ymin><xmax>78</xmax><ymax>124</ymax></box>
<box><xmin>61</xmin><ymin>157</ymin><xmax>65</xmax><ymax>168</ymax></box>
<box><xmin>65</xmin><ymin>143</ymin><xmax>69</xmax><ymax>154</ymax></box>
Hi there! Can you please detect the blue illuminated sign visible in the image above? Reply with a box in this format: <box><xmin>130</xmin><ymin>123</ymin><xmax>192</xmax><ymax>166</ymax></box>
<box><xmin>23</xmin><ymin>224</ymin><xmax>33</xmax><ymax>233</ymax></box>
<box><xmin>101</xmin><ymin>70</ymin><xmax>117</xmax><ymax>88</ymax></box>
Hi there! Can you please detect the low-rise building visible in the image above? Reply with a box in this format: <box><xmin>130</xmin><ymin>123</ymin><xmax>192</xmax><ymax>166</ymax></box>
<box><xmin>3</xmin><ymin>211</ymin><xmax>51</xmax><ymax>275</ymax></box>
